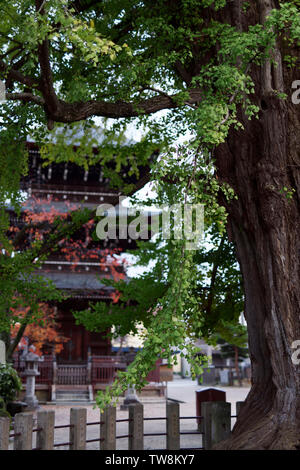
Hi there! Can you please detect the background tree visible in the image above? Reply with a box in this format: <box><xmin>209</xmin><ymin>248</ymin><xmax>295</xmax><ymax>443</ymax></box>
<box><xmin>0</xmin><ymin>249</ymin><xmax>64</xmax><ymax>362</ymax></box>
<box><xmin>0</xmin><ymin>0</ymin><xmax>299</xmax><ymax>449</ymax></box>
<box><xmin>10</xmin><ymin>303</ymin><xmax>70</xmax><ymax>357</ymax></box>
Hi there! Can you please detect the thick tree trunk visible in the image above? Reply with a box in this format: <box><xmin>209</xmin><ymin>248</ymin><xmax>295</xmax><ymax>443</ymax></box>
<box><xmin>214</xmin><ymin>57</ymin><xmax>300</xmax><ymax>449</ymax></box>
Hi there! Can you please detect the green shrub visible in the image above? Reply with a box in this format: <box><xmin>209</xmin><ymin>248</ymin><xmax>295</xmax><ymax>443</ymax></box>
<box><xmin>0</xmin><ymin>363</ymin><xmax>22</xmax><ymax>407</ymax></box>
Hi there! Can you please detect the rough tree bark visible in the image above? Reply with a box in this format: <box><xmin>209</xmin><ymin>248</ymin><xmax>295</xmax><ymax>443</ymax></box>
<box><xmin>213</xmin><ymin>2</ymin><xmax>300</xmax><ymax>449</ymax></box>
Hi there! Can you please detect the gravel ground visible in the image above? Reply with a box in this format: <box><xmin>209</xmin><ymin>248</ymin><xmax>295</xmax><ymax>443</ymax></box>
<box><xmin>10</xmin><ymin>378</ymin><xmax>250</xmax><ymax>450</ymax></box>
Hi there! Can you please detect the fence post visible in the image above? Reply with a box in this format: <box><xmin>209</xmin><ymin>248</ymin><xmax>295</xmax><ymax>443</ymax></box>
<box><xmin>100</xmin><ymin>406</ymin><xmax>116</xmax><ymax>450</ymax></box>
<box><xmin>87</xmin><ymin>356</ymin><xmax>92</xmax><ymax>384</ymax></box>
<box><xmin>202</xmin><ymin>401</ymin><xmax>231</xmax><ymax>450</ymax></box>
<box><xmin>128</xmin><ymin>403</ymin><xmax>144</xmax><ymax>450</ymax></box>
<box><xmin>166</xmin><ymin>401</ymin><xmax>180</xmax><ymax>450</ymax></box>
<box><xmin>69</xmin><ymin>408</ymin><xmax>87</xmax><ymax>450</ymax></box>
<box><xmin>14</xmin><ymin>412</ymin><xmax>34</xmax><ymax>450</ymax></box>
<box><xmin>36</xmin><ymin>410</ymin><xmax>55</xmax><ymax>450</ymax></box>
<box><xmin>0</xmin><ymin>417</ymin><xmax>10</xmax><ymax>450</ymax></box>
<box><xmin>236</xmin><ymin>401</ymin><xmax>245</xmax><ymax>416</ymax></box>
<box><xmin>53</xmin><ymin>355</ymin><xmax>57</xmax><ymax>385</ymax></box>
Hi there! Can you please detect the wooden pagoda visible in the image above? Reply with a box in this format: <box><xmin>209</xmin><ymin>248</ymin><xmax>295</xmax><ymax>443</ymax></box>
<box><xmin>10</xmin><ymin>139</ymin><xmax>164</xmax><ymax>401</ymax></box>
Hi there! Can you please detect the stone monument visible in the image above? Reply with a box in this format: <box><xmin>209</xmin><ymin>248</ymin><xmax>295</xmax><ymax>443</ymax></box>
<box><xmin>199</xmin><ymin>365</ymin><xmax>216</xmax><ymax>386</ymax></box>
<box><xmin>219</xmin><ymin>369</ymin><xmax>229</xmax><ymax>385</ymax></box>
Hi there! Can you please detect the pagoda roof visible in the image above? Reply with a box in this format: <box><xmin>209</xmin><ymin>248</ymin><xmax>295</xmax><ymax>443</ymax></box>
<box><xmin>39</xmin><ymin>270</ymin><xmax>115</xmax><ymax>288</ymax></box>
<box><xmin>35</xmin><ymin>270</ymin><xmax>119</xmax><ymax>300</ymax></box>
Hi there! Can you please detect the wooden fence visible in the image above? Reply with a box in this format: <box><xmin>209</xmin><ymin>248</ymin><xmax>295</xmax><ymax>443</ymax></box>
<box><xmin>0</xmin><ymin>401</ymin><xmax>244</xmax><ymax>451</ymax></box>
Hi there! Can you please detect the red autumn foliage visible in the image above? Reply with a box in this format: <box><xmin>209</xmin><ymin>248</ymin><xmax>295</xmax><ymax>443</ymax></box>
<box><xmin>10</xmin><ymin>303</ymin><xmax>70</xmax><ymax>356</ymax></box>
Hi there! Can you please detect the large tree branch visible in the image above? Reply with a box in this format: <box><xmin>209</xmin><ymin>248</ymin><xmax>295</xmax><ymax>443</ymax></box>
<box><xmin>5</xmin><ymin>83</ymin><xmax>202</xmax><ymax>126</ymax></box>
<box><xmin>71</xmin><ymin>0</ymin><xmax>104</xmax><ymax>13</ymax></box>
<box><xmin>6</xmin><ymin>92</ymin><xmax>45</xmax><ymax>106</ymax></box>
<box><xmin>0</xmin><ymin>59</ymin><xmax>39</xmax><ymax>90</ymax></box>
<box><xmin>1</xmin><ymin>2</ymin><xmax>202</xmax><ymax>127</ymax></box>
<box><xmin>35</xmin><ymin>0</ymin><xmax>60</xmax><ymax>114</ymax></box>
<box><xmin>42</xmin><ymin>88</ymin><xmax>202</xmax><ymax>126</ymax></box>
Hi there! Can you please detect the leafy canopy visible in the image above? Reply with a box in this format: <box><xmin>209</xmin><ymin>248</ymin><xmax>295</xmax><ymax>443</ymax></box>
<box><xmin>1</xmin><ymin>0</ymin><xmax>300</xmax><ymax>406</ymax></box>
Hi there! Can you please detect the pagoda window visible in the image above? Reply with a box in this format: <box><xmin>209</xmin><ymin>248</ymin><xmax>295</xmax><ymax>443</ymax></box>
<box><xmin>37</xmin><ymin>164</ymin><xmax>41</xmax><ymax>183</ymax></box>
<box><xmin>63</xmin><ymin>163</ymin><xmax>68</xmax><ymax>181</ymax></box>
<box><xmin>47</xmin><ymin>166</ymin><xmax>52</xmax><ymax>180</ymax></box>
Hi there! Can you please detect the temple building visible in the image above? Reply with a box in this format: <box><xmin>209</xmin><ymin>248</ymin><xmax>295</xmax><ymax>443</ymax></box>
<box><xmin>10</xmin><ymin>134</ymin><xmax>164</xmax><ymax>402</ymax></box>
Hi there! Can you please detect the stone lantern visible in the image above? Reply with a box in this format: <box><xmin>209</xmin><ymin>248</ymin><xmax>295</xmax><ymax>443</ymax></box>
<box><xmin>23</xmin><ymin>351</ymin><xmax>43</xmax><ymax>410</ymax></box>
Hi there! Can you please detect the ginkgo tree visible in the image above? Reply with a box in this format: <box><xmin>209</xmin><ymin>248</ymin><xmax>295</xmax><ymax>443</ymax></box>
<box><xmin>0</xmin><ymin>0</ymin><xmax>300</xmax><ymax>449</ymax></box>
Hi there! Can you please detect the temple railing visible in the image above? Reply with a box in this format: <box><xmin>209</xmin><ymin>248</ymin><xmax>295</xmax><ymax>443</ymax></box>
<box><xmin>56</xmin><ymin>364</ymin><xmax>88</xmax><ymax>385</ymax></box>
<box><xmin>90</xmin><ymin>357</ymin><xmax>126</xmax><ymax>385</ymax></box>
<box><xmin>13</xmin><ymin>354</ymin><xmax>162</xmax><ymax>386</ymax></box>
